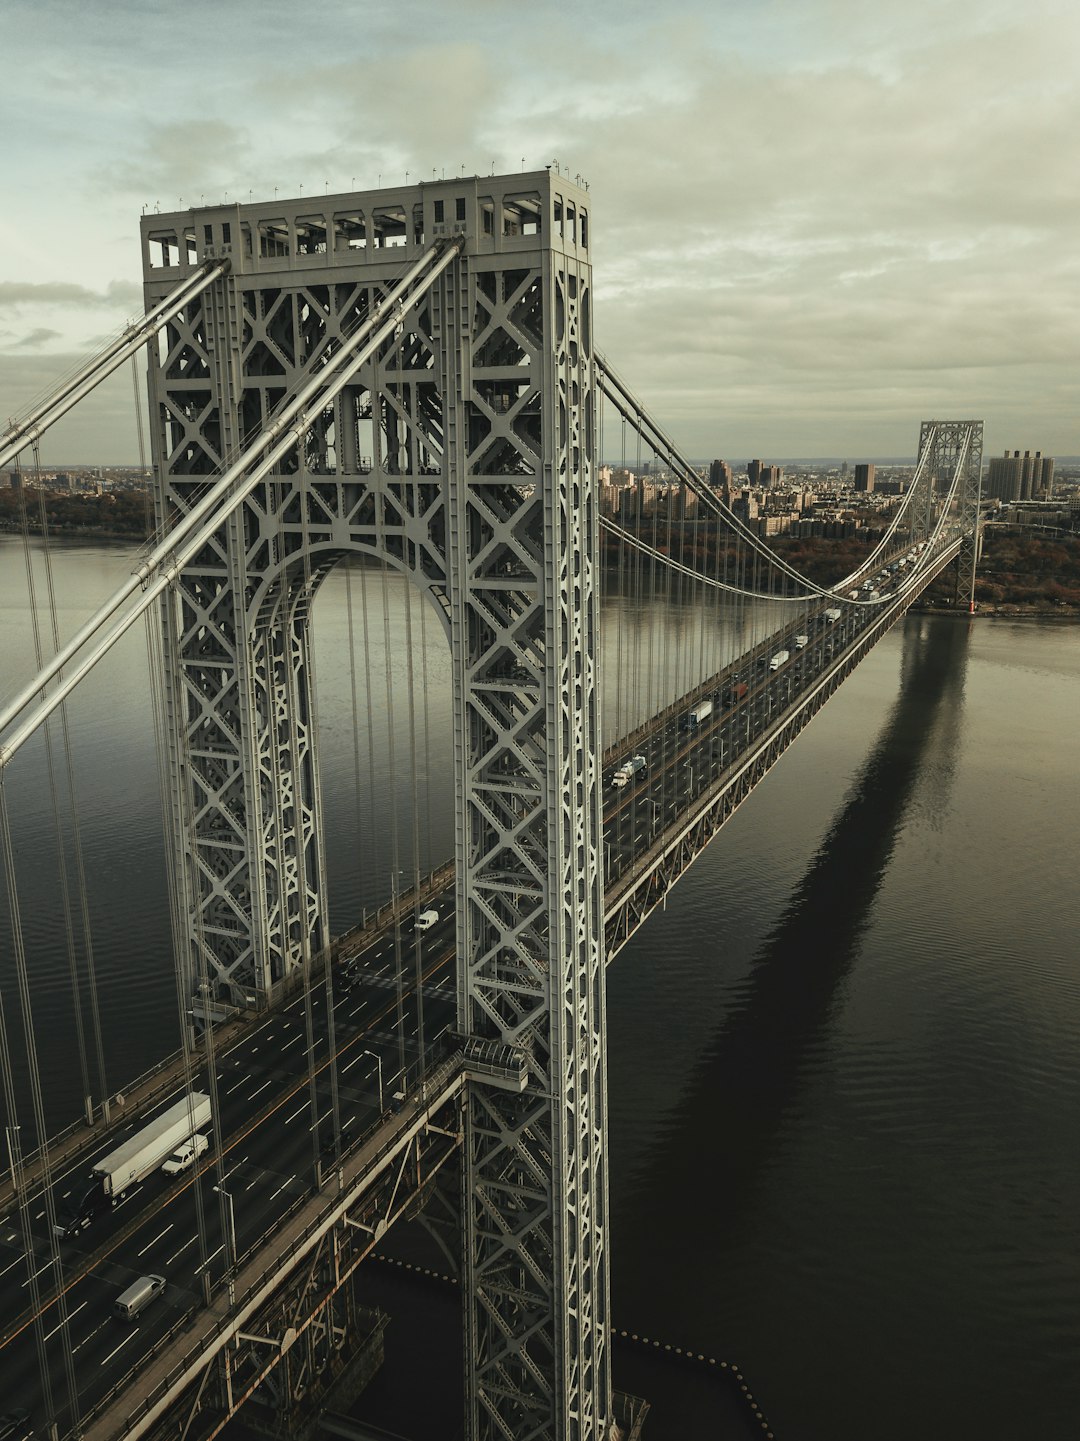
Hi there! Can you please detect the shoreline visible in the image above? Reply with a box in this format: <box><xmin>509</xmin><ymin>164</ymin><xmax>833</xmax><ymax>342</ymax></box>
<box><xmin>913</xmin><ymin>604</ymin><xmax>1079</xmax><ymax>620</ymax></box>
<box><xmin>6</xmin><ymin>530</ymin><xmax>1078</xmax><ymax>619</ymax></box>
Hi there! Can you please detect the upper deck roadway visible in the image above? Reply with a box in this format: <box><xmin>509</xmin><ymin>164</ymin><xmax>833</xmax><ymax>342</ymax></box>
<box><xmin>0</xmin><ymin>543</ymin><xmax>958</xmax><ymax>1440</ymax></box>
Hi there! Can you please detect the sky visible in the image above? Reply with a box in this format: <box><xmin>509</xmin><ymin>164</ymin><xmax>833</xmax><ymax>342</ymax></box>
<box><xmin>2</xmin><ymin>0</ymin><xmax>1078</xmax><ymax>465</ymax></box>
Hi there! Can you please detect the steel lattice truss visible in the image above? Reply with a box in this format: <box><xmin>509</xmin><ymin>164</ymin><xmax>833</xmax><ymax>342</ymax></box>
<box><xmin>917</xmin><ymin>420</ymin><xmax>984</xmax><ymax>609</ymax></box>
<box><xmin>142</xmin><ymin>174</ymin><xmax>612</xmax><ymax>1441</ymax></box>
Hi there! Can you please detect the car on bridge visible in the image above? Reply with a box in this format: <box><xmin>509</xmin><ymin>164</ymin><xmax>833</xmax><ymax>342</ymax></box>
<box><xmin>54</xmin><ymin>1178</ymin><xmax>111</xmax><ymax>1240</ymax></box>
<box><xmin>415</xmin><ymin>909</ymin><xmax>440</xmax><ymax>932</ymax></box>
<box><xmin>161</xmin><ymin>1132</ymin><xmax>209</xmax><ymax>1175</ymax></box>
<box><xmin>113</xmin><ymin>1273</ymin><xmax>166</xmax><ymax>1321</ymax></box>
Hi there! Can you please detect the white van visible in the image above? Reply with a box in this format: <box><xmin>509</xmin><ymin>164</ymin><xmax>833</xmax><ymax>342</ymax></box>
<box><xmin>415</xmin><ymin>909</ymin><xmax>439</xmax><ymax>932</ymax></box>
<box><xmin>113</xmin><ymin>1273</ymin><xmax>165</xmax><ymax>1320</ymax></box>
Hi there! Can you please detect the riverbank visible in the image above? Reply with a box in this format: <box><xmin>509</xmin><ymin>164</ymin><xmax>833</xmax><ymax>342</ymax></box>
<box><xmin>914</xmin><ymin>600</ymin><xmax>1079</xmax><ymax>618</ymax></box>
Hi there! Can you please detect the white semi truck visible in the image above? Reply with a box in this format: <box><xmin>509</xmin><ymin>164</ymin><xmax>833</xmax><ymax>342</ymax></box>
<box><xmin>680</xmin><ymin>699</ymin><xmax>713</xmax><ymax>730</ymax></box>
<box><xmin>768</xmin><ymin>650</ymin><xmax>791</xmax><ymax>671</ymax></box>
<box><xmin>91</xmin><ymin>1092</ymin><xmax>212</xmax><ymax>1200</ymax></box>
<box><xmin>55</xmin><ymin>1091</ymin><xmax>212</xmax><ymax>1239</ymax></box>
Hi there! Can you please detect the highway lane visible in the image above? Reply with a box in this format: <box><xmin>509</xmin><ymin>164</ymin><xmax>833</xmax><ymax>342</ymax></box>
<box><xmin>0</xmin><ymin>918</ymin><xmax>459</xmax><ymax>1432</ymax></box>
<box><xmin>600</xmin><ymin>595</ymin><xmax>876</xmax><ymax>862</ymax></box>
<box><xmin>0</xmin><ymin>551</ymin><xmax>921</xmax><ymax>1433</ymax></box>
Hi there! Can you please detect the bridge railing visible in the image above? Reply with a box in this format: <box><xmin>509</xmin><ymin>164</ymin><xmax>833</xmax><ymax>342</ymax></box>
<box><xmin>1</xmin><ymin>861</ymin><xmax>458</xmax><ymax>1212</ymax></box>
<box><xmin>79</xmin><ymin>1036</ymin><xmax>466</xmax><ymax>1440</ymax></box>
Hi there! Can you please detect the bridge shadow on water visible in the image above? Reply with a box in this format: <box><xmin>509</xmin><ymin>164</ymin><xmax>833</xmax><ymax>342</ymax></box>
<box><xmin>240</xmin><ymin>617</ymin><xmax>975</xmax><ymax>1441</ymax></box>
<box><xmin>609</xmin><ymin>613</ymin><xmax>973</xmax><ymax>1436</ymax></box>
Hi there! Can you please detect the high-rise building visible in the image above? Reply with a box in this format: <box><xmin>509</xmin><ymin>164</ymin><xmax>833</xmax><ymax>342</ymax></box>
<box><xmin>986</xmin><ymin>452</ymin><xmax>1055</xmax><ymax>504</ymax></box>
<box><xmin>747</xmin><ymin>459</ymin><xmax>762</xmax><ymax>486</ymax></box>
<box><xmin>708</xmin><ymin>459</ymin><xmax>732</xmax><ymax>488</ymax></box>
<box><xmin>854</xmin><ymin>463</ymin><xmax>876</xmax><ymax>492</ymax></box>
<box><xmin>985</xmin><ymin>450</ymin><xmax>1055</xmax><ymax>502</ymax></box>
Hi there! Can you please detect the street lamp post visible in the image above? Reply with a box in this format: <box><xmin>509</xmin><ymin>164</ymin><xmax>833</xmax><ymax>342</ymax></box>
<box><xmin>5</xmin><ymin>1125</ymin><xmax>20</xmax><ymax>1195</ymax></box>
<box><xmin>361</xmin><ymin>1050</ymin><xmax>384</xmax><ymax>1113</ymax></box>
<box><xmin>213</xmin><ymin>1184</ymin><xmax>237</xmax><ymax>1305</ymax></box>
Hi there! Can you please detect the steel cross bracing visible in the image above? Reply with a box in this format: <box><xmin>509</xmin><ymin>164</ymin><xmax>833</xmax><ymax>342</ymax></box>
<box><xmin>49</xmin><ymin>528</ymin><xmax>957</xmax><ymax>1441</ymax></box>
<box><xmin>138</xmin><ymin>174</ymin><xmax>612</xmax><ymax>1441</ymax></box>
<box><xmin>918</xmin><ymin>421</ymin><xmax>984</xmax><ymax>610</ymax></box>
<box><xmin>0</xmin><ymin>161</ymin><xmax>988</xmax><ymax>1438</ymax></box>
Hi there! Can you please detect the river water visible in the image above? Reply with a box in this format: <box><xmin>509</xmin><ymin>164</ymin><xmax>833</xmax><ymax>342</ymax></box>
<box><xmin>1</xmin><ymin>534</ymin><xmax>1078</xmax><ymax>1440</ymax></box>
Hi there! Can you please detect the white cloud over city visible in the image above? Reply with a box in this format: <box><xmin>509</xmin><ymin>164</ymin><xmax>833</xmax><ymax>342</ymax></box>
<box><xmin>2</xmin><ymin>0</ymin><xmax>1077</xmax><ymax>462</ymax></box>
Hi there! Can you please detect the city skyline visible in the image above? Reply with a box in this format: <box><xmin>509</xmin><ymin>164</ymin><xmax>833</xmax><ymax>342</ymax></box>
<box><xmin>2</xmin><ymin>0</ymin><xmax>1078</xmax><ymax>464</ymax></box>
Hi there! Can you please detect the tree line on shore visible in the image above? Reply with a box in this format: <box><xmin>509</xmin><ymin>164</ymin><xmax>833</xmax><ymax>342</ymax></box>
<box><xmin>3</xmin><ymin>487</ymin><xmax>1077</xmax><ymax>612</ymax></box>
<box><xmin>0</xmin><ymin>488</ymin><xmax>151</xmax><ymax>537</ymax></box>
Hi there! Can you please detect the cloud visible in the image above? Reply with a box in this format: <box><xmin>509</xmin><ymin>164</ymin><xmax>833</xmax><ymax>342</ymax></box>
<box><xmin>0</xmin><ymin>280</ymin><xmax>141</xmax><ymax>311</ymax></box>
<box><xmin>2</xmin><ymin>0</ymin><xmax>1077</xmax><ymax>459</ymax></box>
<box><xmin>5</xmin><ymin>328</ymin><xmax>62</xmax><ymax>350</ymax></box>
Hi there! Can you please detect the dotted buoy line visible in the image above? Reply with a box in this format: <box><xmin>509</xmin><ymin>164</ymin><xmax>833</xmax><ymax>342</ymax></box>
<box><xmin>371</xmin><ymin>1255</ymin><xmax>776</xmax><ymax>1437</ymax></box>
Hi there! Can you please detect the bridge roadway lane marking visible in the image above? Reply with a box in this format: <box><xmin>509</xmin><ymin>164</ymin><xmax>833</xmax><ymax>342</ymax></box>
<box><xmin>166</xmin><ymin>1232</ymin><xmax>197</xmax><ymax>1265</ymax></box>
<box><xmin>100</xmin><ymin>1324</ymin><xmax>141</xmax><ymax>1368</ymax></box>
<box><xmin>0</xmin><ymin>940</ymin><xmax>455</xmax><ymax>1354</ymax></box>
<box><xmin>44</xmin><ymin>1296</ymin><xmax>87</xmax><ymax>1341</ymax></box>
<box><xmin>136</xmin><ymin>1223</ymin><xmax>174</xmax><ymax>1258</ymax></box>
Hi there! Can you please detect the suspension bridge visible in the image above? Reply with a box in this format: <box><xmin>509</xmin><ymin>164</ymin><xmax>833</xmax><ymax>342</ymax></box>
<box><xmin>0</xmin><ymin>171</ymin><xmax>983</xmax><ymax>1441</ymax></box>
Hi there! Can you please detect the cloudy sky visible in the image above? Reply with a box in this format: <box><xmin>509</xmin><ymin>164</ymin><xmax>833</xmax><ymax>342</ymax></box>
<box><xmin>2</xmin><ymin>0</ymin><xmax>1077</xmax><ymax>464</ymax></box>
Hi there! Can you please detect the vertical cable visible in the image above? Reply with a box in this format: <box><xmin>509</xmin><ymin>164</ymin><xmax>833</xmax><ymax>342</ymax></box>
<box><xmin>344</xmin><ymin>561</ymin><xmax>365</xmax><ymax>907</ymax></box>
<box><xmin>380</xmin><ymin>559</ymin><xmax>409</xmax><ymax>1094</ymax></box>
<box><xmin>300</xmin><ymin>482</ymin><xmax>343</xmax><ymax>1170</ymax></box>
<box><xmin>16</xmin><ymin>482</ymin><xmax>93</xmax><ymax>1118</ymax></box>
<box><xmin>0</xmin><ymin>781</ymin><xmax>82</xmax><ymax>1433</ymax></box>
<box><xmin>160</xmin><ymin>579</ymin><xmax>218</xmax><ymax>1300</ymax></box>
<box><xmin>403</xmin><ymin>581</ymin><xmax>427</xmax><ymax>1066</ymax></box>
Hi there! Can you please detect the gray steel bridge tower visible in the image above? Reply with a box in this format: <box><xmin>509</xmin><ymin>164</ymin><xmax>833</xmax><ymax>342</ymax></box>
<box><xmin>140</xmin><ymin>172</ymin><xmax>614</xmax><ymax>1439</ymax></box>
<box><xmin>917</xmin><ymin>420</ymin><xmax>984</xmax><ymax>608</ymax></box>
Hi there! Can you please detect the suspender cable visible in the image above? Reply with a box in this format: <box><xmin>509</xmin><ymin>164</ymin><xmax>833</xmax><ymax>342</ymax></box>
<box><xmin>381</xmin><ymin>558</ymin><xmax>410</xmax><ymax>1100</ymax></box>
<box><xmin>403</xmin><ymin>577</ymin><xmax>427</xmax><ymax>1062</ymax></box>
<box><xmin>16</xmin><ymin>481</ymin><xmax>92</xmax><ymax>1119</ymax></box>
<box><xmin>0</xmin><ymin>236</ymin><xmax>465</xmax><ymax>770</ymax></box>
<box><xmin>5</xmin><ymin>464</ymin><xmax>84</xmax><ymax>1429</ymax></box>
<box><xmin>302</xmin><ymin>482</ymin><xmax>345</xmax><ymax>1173</ymax></box>
<box><xmin>0</xmin><ymin>782</ymin><xmax>83</xmax><ymax>1434</ymax></box>
<box><xmin>359</xmin><ymin>560</ymin><xmax>379</xmax><ymax>933</ymax></box>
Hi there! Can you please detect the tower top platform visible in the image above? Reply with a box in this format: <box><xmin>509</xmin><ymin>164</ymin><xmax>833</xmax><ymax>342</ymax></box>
<box><xmin>140</xmin><ymin>169</ymin><xmax>591</xmax><ymax>282</ymax></box>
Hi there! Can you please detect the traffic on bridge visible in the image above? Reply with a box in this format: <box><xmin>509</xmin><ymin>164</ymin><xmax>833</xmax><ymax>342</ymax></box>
<box><xmin>0</xmin><ymin>169</ymin><xmax>985</xmax><ymax>1441</ymax></box>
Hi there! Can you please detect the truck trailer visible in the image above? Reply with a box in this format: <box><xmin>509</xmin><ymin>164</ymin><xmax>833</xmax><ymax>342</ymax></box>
<box><xmin>93</xmin><ymin>1092</ymin><xmax>212</xmax><ymax>1200</ymax></box>
<box><xmin>55</xmin><ymin>1091</ymin><xmax>212</xmax><ymax>1240</ymax></box>
<box><xmin>768</xmin><ymin>650</ymin><xmax>790</xmax><ymax>671</ymax></box>
<box><xmin>680</xmin><ymin>699</ymin><xmax>713</xmax><ymax>730</ymax></box>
